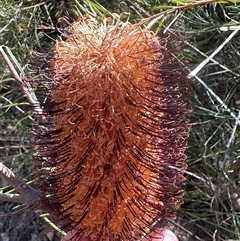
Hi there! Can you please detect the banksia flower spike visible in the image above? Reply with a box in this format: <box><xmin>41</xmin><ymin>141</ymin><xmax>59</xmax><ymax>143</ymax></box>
<box><xmin>34</xmin><ymin>16</ymin><xmax>190</xmax><ymax>241</ymax></box>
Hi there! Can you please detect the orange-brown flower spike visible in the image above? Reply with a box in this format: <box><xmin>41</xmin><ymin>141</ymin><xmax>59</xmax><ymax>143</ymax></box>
<box><xmin>34</xmin><ymin>17</ymin><xmax>190</xmax><ymax>241</ymax></box>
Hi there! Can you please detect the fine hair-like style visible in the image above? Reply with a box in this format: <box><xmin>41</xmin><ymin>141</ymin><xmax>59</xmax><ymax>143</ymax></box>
<box><xmin>33</xmin><ymin>17</ymin><xmax>190</xmax><ymax>241</ymax></box>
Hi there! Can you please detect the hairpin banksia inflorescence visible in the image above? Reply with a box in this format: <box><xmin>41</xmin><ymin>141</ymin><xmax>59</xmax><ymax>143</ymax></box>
<box><xmin>34</xmin><ymin>16</ymin><xmax>190</xmax><ymax>241</ymax></box>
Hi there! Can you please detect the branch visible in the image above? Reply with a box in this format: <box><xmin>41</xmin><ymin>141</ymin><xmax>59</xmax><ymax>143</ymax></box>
<box><xmin>0</xmin><ymin>162</ymin><xmax>39</xmax><ymax>206</ymax></box>
<box><xmin>0</xmin><ymin>46</ymin><xmax>43</xmax><ymax>116</ymax></box>
<box><xmin>141</xmin><ymin>0</ymin><xmax>225</xmax><ymax>28</ymax></box>
<box><xmin>0</xmin><ymin>193</ymin><xmax>25</xmax><ymax>204</ymax></box>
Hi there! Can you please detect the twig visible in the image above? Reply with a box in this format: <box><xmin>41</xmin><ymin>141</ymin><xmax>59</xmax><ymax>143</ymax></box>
<box><xmin>169</xmin><ymin>165</ymin><xmax>206</xmax><ymax>183</ymax></box>
<box><xmin>0</xmin><ymin>193</ymin><xmax>25</xmax><ymax>204</ymax></box>
<box><xmin>0</xmin><ymin>146</ymin><xmax>29</xmax><ymax>150</ymax></box>
<box><xmin>220</xmin><ymin>110</ymin><xmax>240</xmax><ymax>201</ymax></box>
<box><xmin>142</xmin><ymin>0</ymin><xmax>223</xmax><ymax>28</ymax></box>
<box><xmin>189</xmin><ymin>75</ymin><xmax>240</xmax><ymax>125</ymax></box>
<box><xmin>221</xmin><ymin>109</ymin><xmax>240</xmax><ymax>170</ymax></box>
<box><xmin>0</xmin><ymin>162</ymin><xmax>39</xmax><ymax>206</ymax></box>
<box><xmin>226</xmin><ymin>110</ymin><xmax>240</xmax><ymax>150</ymax></box>
<box><xmin>189</xmin><ymin>29</ymin><xmax>239</xmax><ymax>77</ymax></box>
<box><xmin>184</xmin><ymin>40</ymin><xmax>240</xmax><ymax>78</ymax></box>
<box><xmin>125</xmin><ymin>0</ymin><xmax>151</xmax><ymax>18</ymax></box>
<box><xmin>20</xmin><ymin>1</ymin><xmax>46</xmax><ymax>10</ymax></box>
<box><xmin>0</xmin><ymin>46</ymin><xmax>43</xmax><ymax>116</ymax></box>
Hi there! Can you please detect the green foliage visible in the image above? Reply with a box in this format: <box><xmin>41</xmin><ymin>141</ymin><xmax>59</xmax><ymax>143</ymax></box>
<box><xmin>175</xmin><ymin>2</ymin><xmax>240</xmax><ymax>240</ymax></box>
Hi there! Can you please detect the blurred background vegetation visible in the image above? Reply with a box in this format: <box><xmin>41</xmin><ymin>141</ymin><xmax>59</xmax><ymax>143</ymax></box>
<box><xmin>0</xmin><ymin>0</ymin><xmax>240</xmax><ymax>240</ymax></box>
